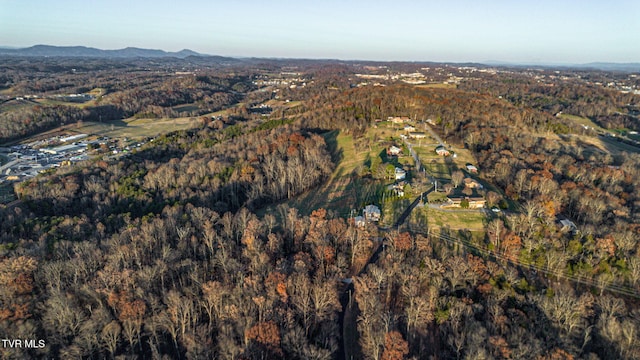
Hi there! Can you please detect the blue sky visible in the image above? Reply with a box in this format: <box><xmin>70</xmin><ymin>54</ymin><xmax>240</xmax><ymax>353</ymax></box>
<box><xmin>1</xmin><ymin>0</ymin><xmax>638</xmax><ymax>63</ymax></box>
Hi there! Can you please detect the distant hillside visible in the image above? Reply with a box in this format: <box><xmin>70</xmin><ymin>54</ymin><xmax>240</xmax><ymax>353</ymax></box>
<box><xmin>483</xmin><ymin>60</ymin><xmax>640</xmax><ymax>72</ymax></box>
<box><xmin>580</xmin><ymin>62</ymin><xmax>640</xmax><ymax>72</ymax></box>
<box><xmin>0</xmin><ymin>45</ymin><xmax>209</xmax><ymax>59</ymax></box>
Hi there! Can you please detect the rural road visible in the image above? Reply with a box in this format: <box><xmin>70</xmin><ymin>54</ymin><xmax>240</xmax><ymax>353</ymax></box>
<box><xmin>339</xmin><ymin>186</ymin><xmax>433</xmax><ymax>360</ymax></box>
<box><xmin>423</xmin><ymin>123</ymin><xmax>445</xmax><ymax>147</ymax></box>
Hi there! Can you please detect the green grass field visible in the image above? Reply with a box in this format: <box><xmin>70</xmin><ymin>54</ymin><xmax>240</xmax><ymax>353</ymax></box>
<box><xmin>416</xmin><ymin>206</ymin><xmax>486</xmax><ymax>231</ymax></box>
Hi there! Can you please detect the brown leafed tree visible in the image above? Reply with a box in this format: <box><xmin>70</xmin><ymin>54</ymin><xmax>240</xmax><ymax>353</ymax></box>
<box><xmin>245</xmin><ymin>320</ymin><xmax>283</xmax><ymax>357</ymax></box>
<box><xmin>381</xmin><ymin>331</ymin><xmax>409</xmax><ymax>360</ymax></box>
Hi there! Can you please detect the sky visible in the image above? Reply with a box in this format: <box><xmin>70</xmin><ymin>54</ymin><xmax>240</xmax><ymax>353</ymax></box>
<box><xmin>1</xmin><ymin>0</ymin><xmax>639</xmax><ymax>63</ymax></box>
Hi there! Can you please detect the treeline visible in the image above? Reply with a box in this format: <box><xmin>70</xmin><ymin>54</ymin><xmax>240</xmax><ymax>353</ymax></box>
<box><xmin>459</xmin><ymin>72</ymin><xmax>640</xmax><ymax>131</ymax></box>
<box><xmin>0</xmin><ymin>105</ymin><xmax>87</xmax><ymax>142</ymax></box>
<box><xmin>0</xmin><ymin>126</ymin><xmax>341</xmax><ymax>358</ymax></box>
<box><xmin>14</xmin><ymin>126</ymin><xmax>333</xmax><ymax>225</ymax></box>
<box><xmin>296</xmin><ymin>84</ymin><xmax>576</xmax><ymax>137</ymax></box>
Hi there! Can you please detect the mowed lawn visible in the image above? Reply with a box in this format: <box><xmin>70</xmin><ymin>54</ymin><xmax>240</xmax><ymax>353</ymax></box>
<box><xmin>417</xmin><ymin>206</ymin><xmax>486</xmax><ymax>231</ymax></box>
<box><xmin>413</xmin><ymin>141</ymin><xmax>477</xmax><ymax>181</ymax></box>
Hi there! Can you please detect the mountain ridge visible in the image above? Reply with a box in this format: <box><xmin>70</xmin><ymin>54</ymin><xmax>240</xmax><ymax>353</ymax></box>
<box><xmin>0</xmin><ymin>45</ymin><xmax>207</xmax><ymax>59</ymax></box>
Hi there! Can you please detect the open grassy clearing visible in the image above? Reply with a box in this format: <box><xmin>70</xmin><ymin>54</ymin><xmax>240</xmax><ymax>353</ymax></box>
<box><xmin>416</xmin><ymin>206</ymin><xmax>486</xmax><ymax>231</ymax></box>
<box><xmin>260</xmin><ymin>126</ymin><xmax>408</xmax><ymax>218</ymax></box>
<box><xmin>376</xmin><ymin>120</ymin><xmax>479</xmax><ymax>180</ymax></box>
<box><xmin>564</xmin><ymin>134</ymin><xmax>640</xmax><ymax>155</ymax></box>
<box><xmin>0</xmin><ymin>100</ymin><xmax>34</xmax><ymax>113</ymax></box>
<box><xmin>599</xmin><ymin>136</ymin><xmax>640</xmax><ymax>154</ymax></box>
<box><xmin>77</xmin><ymin>117</ymin><xmax>201</xmax><ymax>139</ymax></box>
<box><xmin>415</xmin><ymin>83</ymin><xmax>457</xmax><ymax>89</ymax></box>
<box><xmin>413</xmin><ymin>142</ymin><xmax>477</xmax><ymax>181</ymax></box>
<box><xmin>264</xmin><ymin>99</ymin><xmax>303</xmax><ymax>109</ymax></box>
<box><xmin>33</xmin><ymin>98</ymin><xmax>94</xmax><ymax>109</ymax></box>
<box><xmin>283</xmin><ymin>130</ymin><xmax>387</xmax><ymax>216</ymax></box>
<box><xmin>558</xmin><ymin>113</ymin><xmax>607</xmax><ymax>132</ymax></box>
<box><xmin>172</xmin><ymin>103</ymin><xmax>200</xmax><ymax>113</ymax></box>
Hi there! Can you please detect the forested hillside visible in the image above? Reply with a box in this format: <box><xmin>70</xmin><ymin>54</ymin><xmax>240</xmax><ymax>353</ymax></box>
<box><xmin>1</xmin><ymin>62</ymin><xmax>639</xmax><ymax>359</ymax></box>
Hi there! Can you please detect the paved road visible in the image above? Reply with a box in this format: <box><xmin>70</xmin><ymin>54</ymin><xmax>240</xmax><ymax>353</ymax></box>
<box><xmin>423</xmin><ymin>123</ymin><xmax>445</xmax><ymax>147</ymax></box>
<box><xmin>393</xmin><ymin>187</ymin><xmax>433</xmax><ymax>228</ymax></box>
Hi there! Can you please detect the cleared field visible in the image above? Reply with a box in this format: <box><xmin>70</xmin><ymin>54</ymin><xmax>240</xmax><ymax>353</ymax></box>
<box><xmin>264</xmin><ymin>99</ymin><xmax>303</xmax><ymax>109</ymax></box>
<box><xmin>417</xmin><ymin>206</ymin><xmax>486</xmax><ymax>231</ymax></box>
<box><xmin>413</xmin><ymin>142</ymin><xmax>477</xmax><ymax>180</ymax></box>
<box><xmin>285</xmin><ymin>130</ymin><xmax>387</xmax><ymax>216</ymax></box>
<box><xmin>33</xmin><ymin>98</ymin><xmax>95</xmax><ymax>109</ymax></box>
<box><xmin>415</xmin><ymin>83</ymin><xmax>457</xmax><ymax>89</ymax></box>
<box><xmin>260</xmin><ymin>128</ymin><xmax>400</xmax><ymax>218</ymax></box>
<box><xmin>78</xmin><ymin>117</ymin><xmax>201</xmax><ymax>139</ymax></box>
<box><xmin>173</xmin><ymin>103</ymin><xmax>200</xmax><ymax>113</ymax></box>
<box><xmin>564</xmin><ymin>134</ymin><xmax>640</xmax><ymax>155</ymax></box>
<box><xmin>599</xmin><ymin>136</ymin><xmax>640</xmax><ymax>154</ymax></box>
<box><xmin>0</xmin><ymin>99</ymin><xmax>36</xmax><ymax>113</ymax></box>
<box><xmin>558</xmin><ymin>113</ymin><xmax>605</xmax><ymax>131</ymax></box>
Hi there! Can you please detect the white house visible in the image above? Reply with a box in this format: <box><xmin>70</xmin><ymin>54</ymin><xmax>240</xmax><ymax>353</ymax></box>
<box><xmin>395</xmin><ymin>167</ymin><xmax>406</xmax><ymax>180</ymax></box>
<box><xmin>387</xmin><ymin>145</ymin><xmax>402</xmax><ymax>156</ymax></box>
<box><xmin>466</xmin><ymin>164</ymin><xmax>478</xmax><ymax>173</ymax></box>
<box><xmin>404</xmin><ymin>125</ymin><xmax>416</xmax><ymax>132</ymax></box>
